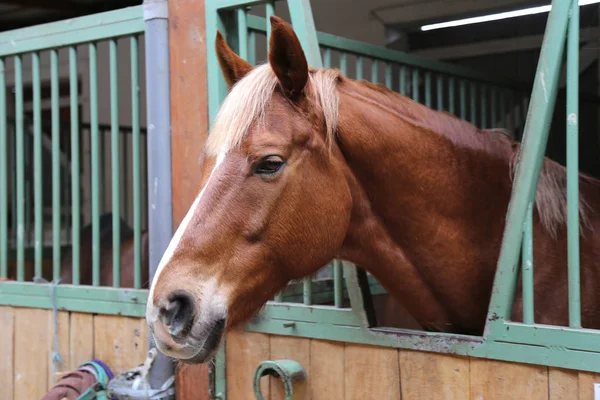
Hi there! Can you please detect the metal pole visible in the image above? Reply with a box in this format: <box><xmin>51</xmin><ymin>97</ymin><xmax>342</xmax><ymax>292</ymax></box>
<box><xmin>144</xmin><ymin>0</ymin><xmax>175</xmax><ymax>396</ymax></box>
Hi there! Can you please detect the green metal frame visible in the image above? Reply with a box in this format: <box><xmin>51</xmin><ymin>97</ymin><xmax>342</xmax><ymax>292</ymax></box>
<box><xmin>205</xmin><ymin>1</ymin><xmax>600</xmax><ymax>397</ymax></box>
<box><xmin>0</xmin><ymin>5</ymin><xmax>148</xmax><ymax>315</ymax></box>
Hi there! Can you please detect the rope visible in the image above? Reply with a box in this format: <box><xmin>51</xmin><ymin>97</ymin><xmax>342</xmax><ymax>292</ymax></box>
<box><xmin>34</xmin><ymin>276</ymin><xmax>64</xmax><ymax>377</ymax></box>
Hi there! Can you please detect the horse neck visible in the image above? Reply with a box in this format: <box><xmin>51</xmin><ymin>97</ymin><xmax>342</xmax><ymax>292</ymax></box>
<box><xmin>334</xmin><ymin>80</ymin><xmax>514</xmax><ymax>334</ymax></box>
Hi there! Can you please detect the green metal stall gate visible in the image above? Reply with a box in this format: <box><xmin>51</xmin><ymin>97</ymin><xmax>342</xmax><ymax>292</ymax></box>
<box><xmin>0</xmin><ymin>6</ymin><xmax>149</xmax><ymax>314</ymax></box>
<box><xmin>205</xmin><ymin>0</ymin><xmax>600</xmax><ymax>397</ymax></box>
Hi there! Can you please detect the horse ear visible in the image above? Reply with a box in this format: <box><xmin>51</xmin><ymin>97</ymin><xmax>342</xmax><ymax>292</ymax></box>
<box><xmin>215</xmin><ymin>30</ymin><xmax>253</xmax><ymax>90</ymax></box>
<box><xmin>268</xmin><ymin>16</ymin><xmax>308</xmax><ymax>99</ymax></box>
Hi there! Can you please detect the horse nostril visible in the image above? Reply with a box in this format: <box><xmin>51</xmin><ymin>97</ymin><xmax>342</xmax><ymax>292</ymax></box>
<box><xmin>158</xmin><ymin>292</ymin><xmax>196</xmax><ymax>338</ymax></box>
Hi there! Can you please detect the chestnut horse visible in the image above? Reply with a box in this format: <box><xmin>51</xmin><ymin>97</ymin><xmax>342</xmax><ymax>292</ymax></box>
<box><xmin>146</xmin><ymin>16</ymin><xmax>600</xmax><ymax>364</ymax></box>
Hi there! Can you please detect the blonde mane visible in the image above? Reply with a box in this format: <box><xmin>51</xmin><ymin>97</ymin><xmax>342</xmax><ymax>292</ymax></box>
<box><xmin>206</xmin><ymin>63</ymin><xmax>340</xmax><ymax>156</ymax></box>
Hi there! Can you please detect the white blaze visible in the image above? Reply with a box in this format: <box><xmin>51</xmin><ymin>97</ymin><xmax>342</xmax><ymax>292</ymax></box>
<box><xmin>146</xmin><ymin>151</ymin><xmax>227</xmax><ymax>321</ymax></box>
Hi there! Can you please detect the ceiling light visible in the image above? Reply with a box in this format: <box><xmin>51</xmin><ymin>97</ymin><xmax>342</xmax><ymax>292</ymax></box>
<box><xmin>421</xmin><ymin>0</ymin><xmax>600</xmax><ymax>31</ymax></box>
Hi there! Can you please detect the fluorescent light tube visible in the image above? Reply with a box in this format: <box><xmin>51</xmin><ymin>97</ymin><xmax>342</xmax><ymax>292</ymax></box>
<box><xmin>421</xmin><ymin>0</ymin><xmax>600</xmax><ymax>31</ymax></box>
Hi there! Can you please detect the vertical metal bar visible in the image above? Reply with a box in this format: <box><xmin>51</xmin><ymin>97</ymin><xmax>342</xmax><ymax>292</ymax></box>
<box><xmin>385</xmin><ymin>63</ymin><xmax>392</xmax><ymax>89</ymax></box>
<box><xmin>303</xmin><ymin>277</ymin><xmax>312</xmax><ymax>305</ymax></box>
<box><xmin>448</xmin><ymin>77</ymin><xmax>455</xmax><ymax>114</ymax></box>
<box><xmin>122</xmin><ymin>132</ymin><xmax>129</xmax><ymax>226</ymax></box>
<box><xmin>522</xmin><ymin>203</ymin><xmax>534</xmax><ymax>324</ymax></box>
<box><xmin>470</xmin><ymin>82</ymin><xmax>477</xmax><ymax>125</ymax></box>
<box><xmin>110</xmin><ymin>39</ymin><xmax>121</xmax><ymax>288</ymax></box>
<box><xmin>10</xmin><ymin>124</ymin><xmax>15</xmax><ymax>246</ymax></box>
<box><xmin>265</xmin><ymin>1</ymin><xmax>275</xmax><ymax>51</ymax></box>
<box><xmin>144</xmin><ymin>0</ymin><xmax>175</xmax><ymax>393</ymax></box>
<box><xmin>400</xmin><ymin>66</ymin><xmax>407</xmax><ymax>95</ymax></box>
<box><xmin>459</xmin><ymin>80</ymin><xmax>466</xmax><ymax>120</ymax></box>
<box><xmin>51</xmin><ymin>49</ymin><xmax>61</xmax><ymax>281</ymax></box>
<box><xmin>491</xmin><ymin>87</ymin><xmax>497</xmax><ymax>129</ymax></box>
<box><xmin>286</xmin><ymin>0</ymin><xmax>322</xmax><ymax>68</ymax></box>
<box><xmin>237</xmin><ymin>8</ymin><xmax>248</xmax><ymax>60</ymax></box>
<box><xmin>33</xmin><ymin>52</ymin><xmax>43</xmax><ymax>278</ymax></box>
<box><xmin>248</xmin><ymin>30</ymin><xmax>256</xmax><ymax>66</ymax></box>
<box><xmin>100</xmin><ymin>128</ymin><xmax>106</xmax><ymax>214</ymax></box>
<box><xmin>334</xmin><ymin>259</ymin><xmax>343</xmax><ymax>308</ymax></box>
<box><xmin>25</xmin><ymin>138</ymin><xmax>31</xmax><ymax>247</ymax></box>
<box><xmin>412</xmin><ymin>68</ymin><xmax>419</xmax><ymax>102</ymax></box>
<box><xmin>0</xmin><ymin>57</ymin><xmax>6</xmax><ymax>278</ymax></box>
<box><xmin>485</xmin><ymin>0</ymin><xmax>571</xmax><ymax>325</ymax></box>
<box><xmin>424</xmin><ymin>71</ymin><xmax>431</xmax><ymax>108</ymax></box>
<box><xmin>500</xmin><ymin>90</ymin><xmax>507</xmax><ymax>129</ymax></box>
<box><xmin>15</xmin><ymin>56</ymin><xmax>24</xmax><ymax>281</ymax></box>
<box><xmin>323</xmin><ymin>48</ymin><xmax>331</xmax><ymax>68</ymax></box>
<box><xmin>481</xmin><ymin>85</ymin><xmax>487</xmax><ymax>129</ymax></box>
<box><xmin>70</xmin><ymin>46</ymin><xmax>80</xmax><ymax>285</ymax></box>
<box><xmin>371</xmin><ymin>59</ymin><xmax>378</xmax><ymax>83</ymax></box>
<box><xmin>436</xmin><ymin>75</ymin><xmax>443</xmax><ymax>111</ymax></box>
<box><xmin>340</xmin><ymin>52</ymin><xmax>347</xmax><ymax>76</ymax></box>
<box><xmin>131</xmin><ymin>35</ymin><xmax>142</xmax><ymax>290</ymax></box>
<box><xmin>356</xmin><ymin>56</ymin><xmax>363</xmax><ymax>80</ymax></box>
<box><xmin>567</xmin><ymin>0</ymin><xmax>581</xmax><ymax>328</ymax></box>
<box><xmin>90</xmin><ymin>43</ymin><xmax>100</xmax><ymax>286</ymax></box>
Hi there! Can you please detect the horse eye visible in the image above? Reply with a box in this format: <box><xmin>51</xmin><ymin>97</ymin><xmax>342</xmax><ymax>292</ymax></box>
<box><xmin>254</xmin><ymin>155</ymin><xmax>285</xmax><ymax>176</ymax></box>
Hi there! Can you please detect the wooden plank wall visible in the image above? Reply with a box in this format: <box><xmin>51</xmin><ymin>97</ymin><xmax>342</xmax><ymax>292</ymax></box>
<box><xmin>226</xmin><ymin>329</ymin><xmax>600</xmax><ymax>400</ymax></box>
<box><xmin>0</xmin><ymin>306</ymin><xmax>148</xmax><ymax>400</ymax></box>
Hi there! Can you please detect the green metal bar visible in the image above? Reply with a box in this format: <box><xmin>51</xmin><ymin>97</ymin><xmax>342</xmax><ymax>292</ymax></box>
<box><xmin>481</xmin><ymin>85</ymin><xmax>488</xmax><ymax>129</ymax></box>
<box><xmin>51</xmin><ymin>49</ymin><xmax>61</xmax><ymax>281</ymax></box>
<box><xmin>334</xmin><ymin>260</ymin><xmax>343</xmax><ymax>308</ymax></box>
<box><xmin>0</xmin><ymin>281</ymin><xmax>146</xmax><ymax>317</ymax></box>
<box><xmin>0</xmin><ymin>5</ymin><xmax>144</xmax><ymax>57</ymax></box>
<box><xmin>303</xmin><ymin>278</ymin><xmax>312</xmax><ymax>305</ymax></box>
<box><xmin>248</xmin><ymin>30</ymin><xmax>256</xmax><ymax>65</ymax></box>
<box><xmin>32</xmin><ymin>52</ymin><xmax>42</xmax><ymax>278</ymax></box>
<box><xmin>436</xmin><ymin>75</ymin><xmax>443</xmax><ymax>111</ymax></box>
<box><xmin>500</xmin><ymin>90</ymin><xmax>506</xmax><ymax>129</ymax></box>
<box><xmin>90</xmin><ymin>42</ymin><xmax>100</xmax><ymax>287</ymax></box>
<box><xmin>237</xmin><ymin>8</ymin><xmax>248</xmax><ymax>60</ymax></box>
<box><xmin>340</xmin><ymin>52</ymin><xmax>347</xmax><ymax>76</ymax></box>
<box><xmin>486</xmin><ymin>0</ymin><xmax>571</xmax><ymax>327</ymax></box>
<box><xmin>100</xmin><ymin>128</ymin><xmax>106</xmax><ymax>214</ymax></box>
<box><xmin>448</xmin><ymin>77</ymin><xmax>455</xmax><ymax>114</ymax></box>
<box><xmin>384</xmin><ymin>63</ymin><xmax>392</xmax><ymax>89</ymax></box>
<box><xmin>491</xmin><ymin>88</ymin><xmax>497</xmax><ymax>129</ymax></box>
<box><xmin>0</xmin><ymin>57</ymin><xmax>6</xmax><ymax>278</ymax></box>
<box><xmin>131</xmin><ymin>35</ymin><xmax>142</xmax><ymax>290</ymax></box>
<box><xmin>15</xmin><ymin>55</ymin><xmax>24</xmax><ymax>281</ymax></box>
<box><xmin>566</xmin><ymin>0</ymin><xmax>580</xmax><ymax>329</ymax></box>
<box><xmin>399</xmin><ymin>66</ymin><xmax>406</xmax><ymax>95</ymax></box>
<box><xmin>459</xmin><ymin>80</ymin><xmax>466</xmax><ymax>120</ymax></box>
<box><xmin>522</xmin><ymin>203</ymin><xmax>534</xmax><ymax>324</ymax></box>
<box><xmin>110</xmin><ymin>39</ymin><xmax>121</xmax><ymax>288</ymax></box>
<box><xmin>424</xmin><ymin>71</ymin><xmax>431</xmax><ymax>108</ymax></box>
<box><xmin>70</xmin><ymin>46</ymin><xmax>80</xmax><ymax>285</ymax></box>
<box><xmin>323</xmin><ymin>47</ymin><xmax>331</xmax><ymax>68</ymax></box>
<box><xmin>122</xmin><ymin>132</ymin><xmax>129</xmax><ymax>227</ymax></box>
<box><xmin>265</xmin><ymin>1</ymin><xmax>275</xmax><ymax>50</ymax></box>
<box><xmin>412</xmin><ymin>69</ymin><xmax>419</xmax><ymax>102</ymax></box>
<box><xmin>356</xmin><ymin>56</ymin><xmax>363</xmax><ymax>80</ymax></box>
<box><xmin>470</xmin><ymin>82</ymin><xmax>476</xmax><ymax>125</ymax></box>
<box><xmin>371</xmin><ymin>59</ymin><xmax>378</xmax><ymax>83</ymax></box>
<box><xmin>286</xmin><ymin>0</ymin><xmax>322</xmax><ymax>68</ymax></box>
